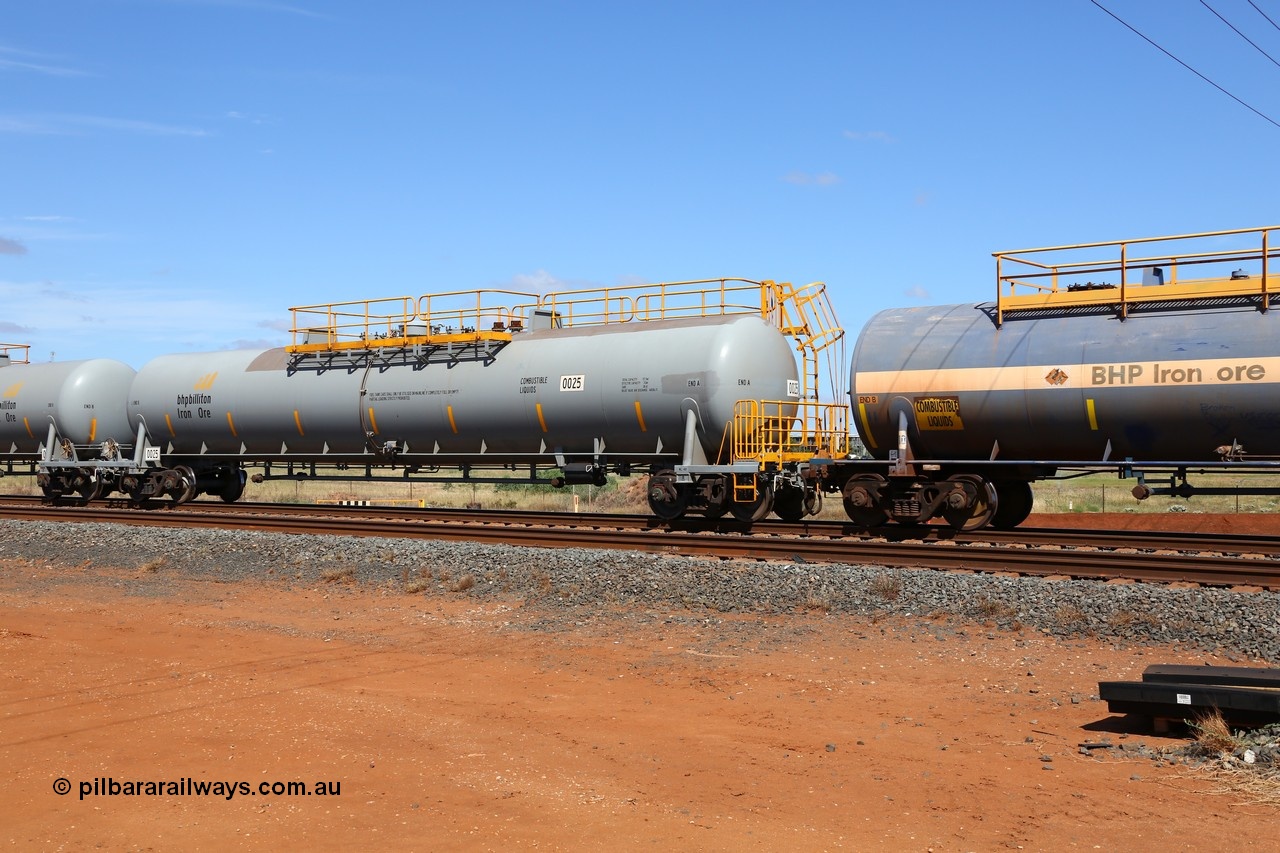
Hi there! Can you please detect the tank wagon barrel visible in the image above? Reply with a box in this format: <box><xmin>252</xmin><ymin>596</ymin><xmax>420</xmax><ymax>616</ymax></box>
<box><xmin>16</xmin><ymin>278</ymin><xmax>848</xmax><ymax>521</ymax></box>
<box><xmin>816</xmin><ymin>225</ymin><xmax>1280</xmax><ymax>530</ymax></box>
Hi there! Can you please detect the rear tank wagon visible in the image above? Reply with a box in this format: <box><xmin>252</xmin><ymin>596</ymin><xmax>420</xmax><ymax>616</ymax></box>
<box><xmin>24</xmin><ymin>279</ymin><xmax>847</xmax><ymax>520</ymax></box>
<box><xmin>0</xmin><ymin>344</ymin><xmax>136</xmax><ymax>501</ymax></box>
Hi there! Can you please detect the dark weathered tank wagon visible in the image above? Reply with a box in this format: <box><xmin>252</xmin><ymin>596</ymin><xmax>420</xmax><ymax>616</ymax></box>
<box><xmin>818</xmin><ymin>225</ymin><xmax>1280</xmax><ymax>530</ymax></box>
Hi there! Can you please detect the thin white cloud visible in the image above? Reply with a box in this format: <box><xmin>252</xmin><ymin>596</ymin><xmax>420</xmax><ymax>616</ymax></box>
<box><xmin>843</xmin><ymin>130</ymin><xmax>895</xmax><ymax>143</ymax></box>
<box><xmin>155</xmin><ymin>0</ymin><xmax>331</xmax><ymax>19</ymax></box>
<box><xmin>0</xmin><ymin>46</ymin><xmax>87</xmax><ymax>77</ymax></box>
<box><xmin>905</xmin><ymin>285</ymin><xmax>931</xmax><ymax>301</ymax></box>
<box><xmin>225</xmin><ymin>110</ymin><xmax>274</xmax><ymax>125</ymax></box>
<box><xmin>0</xmin><ymin>237</ymin><xmax>27</xmax><ymax>255</ymax></box>
<box><xmin>0</xmin><ymin>113</ymin><xmax>209</xmax><ymax>137</ymax></box>
<box><xmin>0</xmin><ymin>276</ymin><xmax>290</xmax><ymax>363</ymax></box>
<box><xmin>228</xmin><ymin>336</ymin><xmax>285</xmax><ymax>350</ymax></box>
<box><xmin>0</xmin><ymin>218</ymin><xmax>108</xmax><ymax>244</ymax></box>
<box><xmin>508</xmin><ymin>269</ymin><xmax>567</xmax><ymax>293</ymax></box>
<box><xmin>783</xmin><ymin>171</ymin><xmax>841</xmax><ymax>186</ymax></box>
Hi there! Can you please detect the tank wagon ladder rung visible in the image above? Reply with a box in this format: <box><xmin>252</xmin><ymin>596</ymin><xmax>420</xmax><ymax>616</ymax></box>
<box><xmin>726</xmin><ymin>279</ymin><xmax>848</xmax><ymax>472</ymax></box>
<box><xmin>764</xmin><ymin>280</ymin><xmax>844</xmax><ymax>403</ymax></box>
<box><xmin>732</xmin><ymin>471</ymin><xmax>758</xmax><ymax>503</ymax></box>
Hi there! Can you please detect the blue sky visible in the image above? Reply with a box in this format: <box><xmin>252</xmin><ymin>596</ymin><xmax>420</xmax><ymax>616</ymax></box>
<box><xmin>2</xmin><ymin>0</ymin><xmax>1279</xmax><ymax>369</ymax></box>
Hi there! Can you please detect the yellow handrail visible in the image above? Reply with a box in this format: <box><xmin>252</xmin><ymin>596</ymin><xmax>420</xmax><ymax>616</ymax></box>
<box><xmin>731</xmin><ymin>400</ymin><xmax>849</xmax><ymax>465</ymax></box>
<box><xmin>995</xmin><ymin>225</ymin><xmax>1280</xmax><ymax>325</ymax></box>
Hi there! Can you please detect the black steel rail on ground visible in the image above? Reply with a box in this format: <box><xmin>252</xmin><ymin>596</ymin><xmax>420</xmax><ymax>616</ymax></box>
<box><xmin>0</xmin><ymin>500</ymin><xmax>1278</xmax><ymax>589</ymax></box>
<box><xmin>1100</xmin><ymin>665</ymin><xmax>1280</xmax><ymax>728</ymax></box>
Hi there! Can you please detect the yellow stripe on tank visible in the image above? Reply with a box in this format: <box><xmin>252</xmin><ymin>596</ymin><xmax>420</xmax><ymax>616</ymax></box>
<box><xmin>22</xmin><ymin>417</ymin><xmax>32</xmax><ymax>439</ymax></box>
<box><xmin>1086</xmin><ymin>398</ymin><xmax>1098</xmax><ymax>431</ymax></box>
<box><xmin>857</xmin><ymin>402</ymin><xmax>878</xmax><ymax>450</ymax></box>
<box><xmin>367</xmin><ymin>407</ymin><xmax>379</xmax><ymax>434</ymax></box>
<box><xmin>293</xmin><ymin>410</ymin><xmax>305</xmax><ymax>436</ymax></box>
<box><xmin>226</xmin><ymin>412</ymin><xmax>238</xmax><ymax>438</ymax></box>
<box><xmin>88</xmin><ymin>418</ymin><xmax>97</xmax><ymax>443</ymax></box>
<box><xmin>536</xmin><ymin>403</ymin><xmax>548</xmax><ymax>433</ymax></box>
<box><xmin>634</xmin><ymin>401</ymin><xmax>647</xmax><ymax>432</ymax></box>
<box><xmin>446</xmin><ymin>405</ymin><xmax>458</xmax><ymax>434</ymax></box>
<box><xmin>164</xmin><ymin>413</ymin><xmax>175</xmax><ymax>437</ymax></box>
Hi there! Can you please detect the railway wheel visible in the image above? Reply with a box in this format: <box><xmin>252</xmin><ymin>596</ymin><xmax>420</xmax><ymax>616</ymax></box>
<box><xmin>120</xmin><ymin>474</ymin><xmax>150</xmax><ymax>507</ymax></box>
<box><xmin>647</xmin><ymin>469</ymin><xmax>688</xmax><ymax>520</ymax></box>
<box><xmin>74</xmin><ymin>474</ymin><xmax>103</xmax><ymax>504</ymax></box>
<box><xmin>166</xmin><ymin>465</ymin><xmax>198</xmax><ymax>505</ymax></box>
<box><xmin>729</xmin><ymin>477</ymin><xmax>774</xmax><ymax>523</ymax></box>
<box><xmin>701</xmin><ymin>475</ymin><xmax>729</xmax><ymax>519</ymax></box>
<box><xmin>37</xmin><ymin>474</ymin><xmax>65</xmax><ymax>504</ymax></box>
<box><xmin>940</xmin><ymin>474</ymin><xmax>997</xmax><ymax>531</ymax></box>
<box><xmin>219</xmin><ymin>468</ymin><xmax>247</xmax><ymax>503</ymax></box>
<box><xmin>842</xmin><ymin>474</ymin><xmax>889</xmax><ymax>527</ymax></box>
<box><xmin>990</xmin><ymin>480</ymin><xmax>1034</xmax><ymax>529</ymax></box>
<box><xmin>772</xmin><ymin>486</ymin><xmax>806</xmax><ymax>522</ymax></box>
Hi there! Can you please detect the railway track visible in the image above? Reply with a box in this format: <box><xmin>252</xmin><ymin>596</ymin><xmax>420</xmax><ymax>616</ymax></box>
<box><xmin>2</xmin><ymin>496</ymin><xmax>1279</xmax><ymax>590</ymax></box>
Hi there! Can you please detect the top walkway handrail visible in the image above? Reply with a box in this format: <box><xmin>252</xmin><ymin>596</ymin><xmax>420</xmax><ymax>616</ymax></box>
<box><xmin>994</xmin><ymin>225</ymin><xmax>1279</xmax><ymax>325</ymax></box>
<box><xmin>286</xmin><ymin>278</ymin><xmax>844</xmax><ymax>362</ymax></box>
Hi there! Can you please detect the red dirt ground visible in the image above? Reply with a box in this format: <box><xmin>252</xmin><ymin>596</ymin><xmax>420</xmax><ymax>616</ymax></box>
<box><xmin>1</xmin><ymin>513</ymin><xmax>1277</xmax><ymax>851</ymax></box>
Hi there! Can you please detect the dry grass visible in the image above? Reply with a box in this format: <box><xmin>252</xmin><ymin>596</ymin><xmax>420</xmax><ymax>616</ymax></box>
<box><xmin>448</xmin><ymin>573</ymin><xmax>476</xmax><ymax>593</ymax></box>
<box><xmin>139</xmin><ymin>558</ymin><xmax>166</xmax><ymax>573</ymax></box>
<box><xmin>1053</xmin><ymin>602</ymin><xmax>1087</xmax><ymax>625</ymax></box>
<box><xmin>320</xmin><ymin>566</ymin><xmax>357</xmax><ymax>584</ymax></box>
<box><xmin>1166</xmin><ymin>711</ymin><xmax>1280</xmax><ymax>806</ymax></box>
<box><xmin>1181</xmin><ymin>762</ymin><xmax>1280</xmax><ymax>807</ymax></box>
<box><xmin>868</xmin><ymin>573</ymin><xmax>901</xmax><ymax>602</ymax></box>
<box><xmin>972</xmin><ymin>597</ymin><xmax>1017</xmax><ymax>620</ymax></box>
<box><xmin>800</xmin><ymin>594</ymin><xmax>831</xmax><ymax>614</ymax></box>
<box><xmin>1189</xmin><ymin>709</ymin><xmax>1241</xmax><ymax>755</ymax></box>
<box><xmin>1106</xmin><ymin>608</ymin><xmax>1161</xmax><ymax>630</ymax></box>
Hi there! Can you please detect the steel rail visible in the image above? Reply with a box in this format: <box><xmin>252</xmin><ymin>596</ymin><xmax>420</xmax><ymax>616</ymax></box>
<box><xmin>0</xmin><ymin>502</ymin><xmax>1277</xmax><ymax>590</ymax></box>
<box><xmin>3</xmin><ymin>496</ymin><xmax>1278</xmax><ymax>557</ymax></box>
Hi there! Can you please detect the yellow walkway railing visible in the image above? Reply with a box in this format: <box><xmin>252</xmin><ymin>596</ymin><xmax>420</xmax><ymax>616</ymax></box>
<box><xmin>285</xmin><ymin>278</ymin><xmax>852</xmax><ymax>471</ymax></box>
<box><xmin>731</xmin><ymin>400</ymin><xmax>849</xmax><ymax>465</ymax></box>
<box><xmin>995</xmin><ymin>225</ymin><xmax>1279</xmax><ymax>325</ymax></box>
